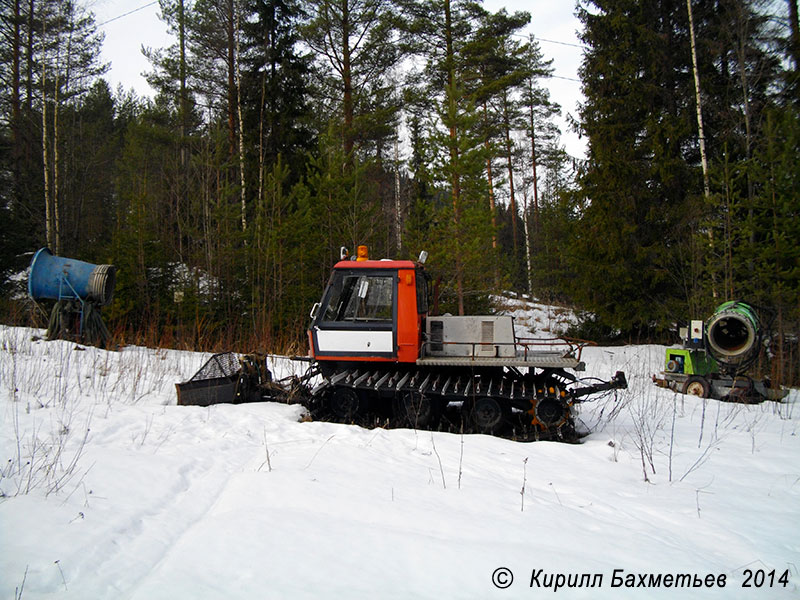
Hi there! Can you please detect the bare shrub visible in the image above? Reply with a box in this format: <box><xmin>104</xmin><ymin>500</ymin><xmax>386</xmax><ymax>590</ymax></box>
<box><xmin>1</xmin><ymin>403</ymin><xmax>93</xmax><ymax>498</ymax></box>
<box><xmin>627</xmin><ymin>385</ymin><xmax>670</xmax><ymax>482</ymax></box>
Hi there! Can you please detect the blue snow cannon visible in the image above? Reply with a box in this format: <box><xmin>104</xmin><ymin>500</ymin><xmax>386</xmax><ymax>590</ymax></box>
<box><xmin>27</xmin><ymin>247</ymin><xmax>116</xmax><ymax>306</ymax></box>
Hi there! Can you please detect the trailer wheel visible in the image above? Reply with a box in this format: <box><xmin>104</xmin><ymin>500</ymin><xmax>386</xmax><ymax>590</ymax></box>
<box><xmin>682</xmin><ymin>376</ymin><xmax>710</xmax><ymax>398</ymax></box>
<box><xmin>329</xmin><ymin>387</ymin><xmax>362</xmax><ymax>421</ymax></box>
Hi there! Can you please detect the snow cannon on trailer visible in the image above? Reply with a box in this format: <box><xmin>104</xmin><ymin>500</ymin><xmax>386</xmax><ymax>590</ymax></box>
<box><xmin>176</xmin><ymin>246</ymin><xmax>628</xmax><ymax>441</ymax></box>
<box><xmin>653</xmin><ymin>301</ymin><xmax>788</xmax><ymax>403</ymax></box>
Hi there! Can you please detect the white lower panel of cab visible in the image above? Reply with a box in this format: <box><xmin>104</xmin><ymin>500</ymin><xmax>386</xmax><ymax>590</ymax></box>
<box><xmin>315</xmin><ymin>328</ymin><xmax>394</xmax><ymax>354</ymax></box>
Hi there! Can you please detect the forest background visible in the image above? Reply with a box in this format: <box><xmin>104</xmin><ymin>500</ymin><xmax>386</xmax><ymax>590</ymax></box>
<box><xmin>0</xmin><ymin>0</ymin><xmax>798</xmax><ymax>382</ymax></box>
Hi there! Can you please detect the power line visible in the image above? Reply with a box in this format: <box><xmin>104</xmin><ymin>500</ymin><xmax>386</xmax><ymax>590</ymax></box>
<box><xmin>508</xmin><ymin>30</ymin><xmax>587</xmax><ymax>50</ymax></box>
<box><xmin>95</xmin><ymin>2</ymin><xmax>584</xmax><ymax>82</ymax></box>
<box><xmin>508</xmin><ymin>33</ymin><xmax>584</xmax><ymax>81</ymax></box>
<box><xmin>97</xmin><ymin>1</ymin><xmax>159</xmax><ymax>27</ymax></box>
<box><xmin>534</xmin><ymin>37</ymin><xmax>586</xmax><ymax>50</ymax></box>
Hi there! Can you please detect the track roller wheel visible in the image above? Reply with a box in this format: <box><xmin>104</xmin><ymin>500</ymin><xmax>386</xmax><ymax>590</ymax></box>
<box><xmin>467</xmin><ymin>396</ymin><xmax>507</xmax><ymax>435</ymax></box>
<box><xmin>682</xmin><ymin>376</ymin><xmax>710</xmax><ymax>398</ymax></box>
<box><xmin>328</xmin><ymin>387</ymin><xmax>363</xmax><ymax>421</ymax></box>
<box><xmin>393</xmin><ymin>391</ymin><xmax>440</xmax><ymax>429</ymax></box>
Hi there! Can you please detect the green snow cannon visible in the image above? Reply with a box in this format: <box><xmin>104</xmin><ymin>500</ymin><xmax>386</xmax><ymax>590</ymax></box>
<box><xmin>705</xmin><ymin>301</ymin><xmax>761</xmax><ymax>372</ymax></box>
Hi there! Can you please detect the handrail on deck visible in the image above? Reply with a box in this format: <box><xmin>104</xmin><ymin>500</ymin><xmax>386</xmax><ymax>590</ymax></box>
<box><xmin>420</xmin><ymin>336</ymin><xmax>595</xmax><ymax>362</ymax></box>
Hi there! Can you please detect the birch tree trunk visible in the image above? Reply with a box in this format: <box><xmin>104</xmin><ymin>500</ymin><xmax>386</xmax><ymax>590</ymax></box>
<box><xmin>53</xmin><ymin>64</ymin><xmax>60</xmax><ymax>254</ymax></box>
<box><xmin>42</xmin><ymin>57</ymin><xmax>52</xmax><ymax>249</ymax></box>
<box><xmin>522</xmin><ymin>187</ymin><xmax>533</xmax><ymax>295</ymax></box>
<box><xmin>227</xmin><ymin>0</ymin><xmax>236</xmax><ymax>158</ymax></box>
<box><xmin>687</xmin><ymin>0</ymin><xmax>710</xmax><ymax>200</ymax></box>
<box><xmin>178</xmin><ymin>0</ymin><xmax>187</xmax><ymax>258</ymax></box>
<box><xmin>686</xmin><ymin>0</ymin><xmax>716</xmax><ymax>298</ymax></box>
<box><xmin>26</xmin><ymin>0</ymin><xmax>34</xmax><ymax>111</ymax></box>
<box><xmin>41</xmin><ymin>7</ymin><xmax>53</xmax><ymax>250</ymax></box>
<box><xmin>394</xmin><ymin>135</ymin><xmax>402</xmax><ymax>254</ymax></box>
<box><xmin>235</xmin><ymin>9</ymin><xmax>247</xmax><ymax>233</ymax></box>
<box><xmin>11</xmin><ymin>0</ymin><xmax>21</xmax><ymax>154</ymax></box>
<box><xmin>529</xmin><ymin>99</ymin><xmax>540</xmax><ymax>235</ymax></box>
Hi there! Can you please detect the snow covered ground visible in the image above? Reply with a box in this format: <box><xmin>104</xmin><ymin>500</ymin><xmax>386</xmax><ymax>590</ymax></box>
<box><xmin>1</xmin><ymin>325</ymin><xmax>798</xmax><ymax>599</ymax></box>
<box><xmin>492</xmin><ymin>294</ymin><xmax>580</xmax><ymax>337</ymax></box>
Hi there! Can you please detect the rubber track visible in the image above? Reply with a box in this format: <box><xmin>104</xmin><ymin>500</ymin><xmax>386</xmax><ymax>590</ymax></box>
<box><xmin>309</xmin><ymin>365</ymin><xmax>579</xmax><ymax>442</ymax></box>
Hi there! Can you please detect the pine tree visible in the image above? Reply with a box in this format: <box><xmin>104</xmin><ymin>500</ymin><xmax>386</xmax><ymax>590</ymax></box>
<box><xmin>460</xmin><ymin>8</ymin><xmax>530</xmax><ymax>286</ymax></box>
<box><xmin>517</xmin><ymin>37</ymin><xmax>563</xmax><ymax>298</ymax></box>
<box><xmin>519</xmin><ymin>36</ymin><xmax>558</xmax><ymax>246</ymax></box>
<box><xmin>399</xmin><ymin>0</ymin><xmax>502</xmax><ymax>313</ymax></box>
<box><xmin>301</xmin><ymin>0</ymin><xmax>400</xmax><ymax>161</ymax></box>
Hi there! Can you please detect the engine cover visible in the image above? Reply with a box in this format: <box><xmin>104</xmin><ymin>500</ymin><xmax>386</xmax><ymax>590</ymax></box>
<box><xmin>424</xmin><ymin>316</ymin><xmax>516</xmax><ymax>358</ymax></box>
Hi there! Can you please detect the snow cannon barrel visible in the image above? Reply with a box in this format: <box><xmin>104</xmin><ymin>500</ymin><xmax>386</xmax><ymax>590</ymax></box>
<box><xmin>705</xmin><ymin>301</ymin><xmax>761</xmax><ymax>369</ymax></box>
<box><xmin>28</xmin><ymin>247</ymin><xmax>116</xmax><ymax>306</ymax></box>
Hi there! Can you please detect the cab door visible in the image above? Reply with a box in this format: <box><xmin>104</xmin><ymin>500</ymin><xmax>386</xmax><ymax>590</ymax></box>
<box><xmin>311</xmin><ymin>269</ymin><xmax>397</xmax><ymax>359</ymax></box>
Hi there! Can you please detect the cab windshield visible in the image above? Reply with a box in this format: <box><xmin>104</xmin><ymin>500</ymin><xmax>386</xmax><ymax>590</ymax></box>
<box><xmin>322</xmin><ymin>273</ymin><xmax>394</xmax><ymax>323</ymax></box>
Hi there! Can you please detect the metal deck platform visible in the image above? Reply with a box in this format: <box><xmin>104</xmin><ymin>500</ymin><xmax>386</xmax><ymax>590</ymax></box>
<box><xmin>416</xmin><ymin>354</ymin><xmax>583</xmax><ymax>370</ymax></box>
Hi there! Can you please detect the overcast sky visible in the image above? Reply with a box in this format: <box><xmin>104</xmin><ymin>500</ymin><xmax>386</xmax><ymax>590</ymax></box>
<box><xmin>90</xmin><ymin>0</ymin><xmax>587</xmax><ymax>157</ymax></box>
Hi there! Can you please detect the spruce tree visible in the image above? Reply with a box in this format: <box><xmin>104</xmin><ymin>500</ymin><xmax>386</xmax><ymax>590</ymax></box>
<box><xmin>572</xmin><ymin>0</ymin><xmax>698</xmax><ymax>335</ymax></box>
<box><xmin>241</xmin><ymin>0</ymin><xmax>314</xmax><ymax>184</ymax></box>
<box><xmin>460</xmin><ymin>7</ymin><xmax>530</xmax><ymax>287</ymax></box>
